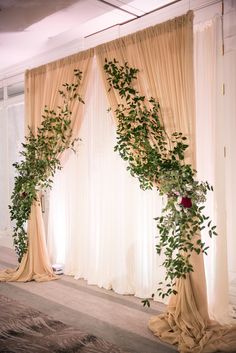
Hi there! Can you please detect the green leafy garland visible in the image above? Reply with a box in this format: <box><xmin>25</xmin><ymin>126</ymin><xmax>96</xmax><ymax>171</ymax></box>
<box><xmin>104</xmin><ymin>59</ymin><xmax>217</xmax><ymax>301</ymax></box>
<box><xmin>9</xmin><ymin>69</ymin><xmax>84</xmax><ymax>262</ymax></box>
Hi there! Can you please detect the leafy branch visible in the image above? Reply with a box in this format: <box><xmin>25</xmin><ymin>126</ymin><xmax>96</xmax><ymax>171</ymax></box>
<box><xmin>9</xmin><ymin>69</ymin><xmax>84</xmax><ymax>262</ymax></box>
<box><xmin>104</xmin><ymin>59</ymin><xmax>217</xmax><ymax>302</ymax></box>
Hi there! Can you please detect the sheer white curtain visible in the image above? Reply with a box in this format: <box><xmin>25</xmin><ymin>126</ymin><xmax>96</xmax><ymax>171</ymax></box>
<box><xmin>47</xmin><ymin>58</ymin><xmax>165</xmax><ymax>298</ymax></box>
<box><xmin>224</xmin><ymin>49</ymin><xmax>236</xmax><ymax>318</ymax></box>
<box><xmin>194</xmin><ymin>17</ymin><xmax>234</xmax><ymax>323</ymax></box>
<box><xmin>8</xmin><ymin>103</ymin><xmax>25</xmax><ymax>197</ymax></box>
<box><xmin>0</xmin><ymin>102</ymin><xmax>24</xmax><ymax>236</ymax></box>
<box><xmin>0</xmin><ymin>106</ymin><xmax>8</xmax><ymax>234</ymax></box>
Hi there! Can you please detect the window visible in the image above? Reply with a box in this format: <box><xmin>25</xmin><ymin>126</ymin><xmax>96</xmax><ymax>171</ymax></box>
<box><xmin>0</xmin><ymin>79</ymin><xmax>24</xmax><ymax>237</ymax></box>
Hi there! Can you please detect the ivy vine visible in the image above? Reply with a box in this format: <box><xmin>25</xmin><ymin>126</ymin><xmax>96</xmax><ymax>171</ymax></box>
<box><xmin>9</xmin><ymin>69</ymin><xmax>84</xmax><ymax>262</ymax></box>
<box><xmin>104</xmin><ymin>59</ymin><xmax>217</xmax><ymax>302</ymax></box>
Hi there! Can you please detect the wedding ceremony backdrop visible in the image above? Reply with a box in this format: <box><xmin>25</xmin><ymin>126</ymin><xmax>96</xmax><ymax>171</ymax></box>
<box><xmin>0</xmin><ymin>2</ymin><xmax>236</xmax><ymax>353</ymax></box>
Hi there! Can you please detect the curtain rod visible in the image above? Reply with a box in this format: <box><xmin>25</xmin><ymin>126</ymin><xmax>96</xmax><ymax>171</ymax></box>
<box><xmin>85</xmin><ymin>0</ymin><xmax>181</xmax><ymax>38</ymax></box>
<box><xmin>85</xmin><ymin>0</ymin><xmax>221</xmax><ymax>38</ymax></box>
<box><xmin>1</xmin><ymin>0</ymin><xmax>221</xmax><ymax>81</ymax></box>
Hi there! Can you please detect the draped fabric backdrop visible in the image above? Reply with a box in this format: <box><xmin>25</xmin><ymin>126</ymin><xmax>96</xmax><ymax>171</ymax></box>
<box><xmin>1</xmin><ymin>10</ymin><xmax>236</xmax><ymax>353</ymax></box>
<box><xmin>48</xmin><ymin>11</ymin><xmax>236</xmax><ymax>353</ymax></box>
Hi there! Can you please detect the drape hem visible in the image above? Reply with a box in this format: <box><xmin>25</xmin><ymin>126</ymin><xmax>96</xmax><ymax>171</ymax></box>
<box><xmin>0</xmin><ymin>265</ymin><xmax>57</xmax><ymax>282</ymax></box>
<box><xmin>148</xmin><ymin>277</ymin><xmax>236</xmax><ymax>353</ymax></box>
<box><xmin>0</xmin><ymin>197</ymin><xmax>58</xmax><ymax>283</ymax></box>
<box><xmin>149</xmin><ymin>314</ymin><xmax>236</xmax><ymax>353</ymax></box>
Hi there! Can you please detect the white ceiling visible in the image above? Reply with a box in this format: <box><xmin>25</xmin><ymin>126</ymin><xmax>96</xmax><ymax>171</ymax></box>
<box><xmin>0</xmin><ymin>0</ymin><xmax>176</xmax><ymax>76</ymax></box>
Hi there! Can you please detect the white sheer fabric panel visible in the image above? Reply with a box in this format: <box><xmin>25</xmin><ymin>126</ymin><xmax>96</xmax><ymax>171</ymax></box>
<box><xmin>194</xmin><ymin>18</ymin><xmax>232</xmax><ymax>323</ymax></box>
<box><xmin>8</xmin><ymin>103</ymin><xmax>25</xmax><ymax>198</ymax></box>
<box><xmin>0</xmin><ymin>107</ymin><xmax>8</xmax><ymax>233</ymax></box>
<box><xmin>0</xmin><ymin>103</ymin><xmax>24</xmax><ymax>235</ymax></box>
<box><xmin>47</xmin><ymin>59</ymin><xmax>165</xmax><ymax>298</ymax></box>
<box><xmin>225</xmin><ymin>50</ymin><xmax>236</xmax><ymax>312</ymax></box>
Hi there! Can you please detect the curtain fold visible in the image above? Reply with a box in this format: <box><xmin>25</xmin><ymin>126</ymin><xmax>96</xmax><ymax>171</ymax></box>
<box><xmin>0</xmin><ymin>48</ymin><xmax>94</xmax><ymax>282</ymax></box>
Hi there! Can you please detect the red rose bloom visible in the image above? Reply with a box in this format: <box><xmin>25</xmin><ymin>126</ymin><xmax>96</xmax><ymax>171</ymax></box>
<box><xmin>180</xmin><ymin>197</ymin><xmax>192</xmax><ymax>208</ymax></box>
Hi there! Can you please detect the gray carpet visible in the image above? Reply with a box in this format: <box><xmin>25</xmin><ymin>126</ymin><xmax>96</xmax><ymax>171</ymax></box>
<box><xmin>0</xmin><ymin>246</ymin><xmax>177</xmax><ymax>353</ymax></box>
<box><xmin>0</xmin><ymin>294</ymin><xmax>130</xmax><ymax>353</ymax></box>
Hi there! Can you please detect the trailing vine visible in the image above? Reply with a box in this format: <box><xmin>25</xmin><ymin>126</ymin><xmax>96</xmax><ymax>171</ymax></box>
<box><xmin>104</xmin><ymin>59</ymin><xmax>217</xmax><ymax>302</ymax></box>
<box><xmin>9</xmin><ymin>69</ymin><xmax>84</xmax><ymax>262</ymax></box>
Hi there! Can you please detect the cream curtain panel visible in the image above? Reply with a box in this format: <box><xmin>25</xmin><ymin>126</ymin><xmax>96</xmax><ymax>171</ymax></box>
<box><xmin>95</xmin><ymin>11</ymin><xmax>236</xmax><ymax>353</ymax></box>
<box><xmin>0</xmin><ymin>49</ymin><xmax>94</xmax><ymax>282</ymax></box>
<box><xmin>194</xmin><ymin>17</ymin><xmax>229</xmax><ymax>323</ymax></box>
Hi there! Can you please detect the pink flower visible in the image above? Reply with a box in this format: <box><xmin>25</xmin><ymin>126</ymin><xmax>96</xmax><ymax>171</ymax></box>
<box><xmin>180</xmin><ymin>197</ymin><xmax>192</xmax><ymax>208</ymax></box>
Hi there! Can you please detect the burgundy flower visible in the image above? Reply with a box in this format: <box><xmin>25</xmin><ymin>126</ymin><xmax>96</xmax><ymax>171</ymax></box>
<box><xmin>180</xmin><ymin>197</ymin><xmax>192</xmax><ymax>208</ymax></box>
<box><xmin>21</xmin><ymin>192</ymin><xmax>27</xmax><ymax>198</ymax></box>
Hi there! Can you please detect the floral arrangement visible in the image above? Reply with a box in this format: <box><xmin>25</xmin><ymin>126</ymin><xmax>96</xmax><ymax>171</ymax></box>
<box><xmin>104</xmin><ymin>59</ymin><xmax>217</xmax><ymax>301</ymax></box>
<box><xmin>9</xmin><ymin>69</ymin><xmax>84</xmax><ymax>262</ymax></box>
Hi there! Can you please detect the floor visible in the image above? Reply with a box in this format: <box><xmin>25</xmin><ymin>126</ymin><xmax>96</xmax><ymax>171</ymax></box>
<box><xmin>0</xmin><ymin>244</ymin><xmax>177</xmax><ymax>353</ymax></box>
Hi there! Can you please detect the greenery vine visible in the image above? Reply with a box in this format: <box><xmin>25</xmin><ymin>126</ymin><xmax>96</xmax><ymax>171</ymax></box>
<box><xmin>9</xmin><ymin>69</ymin><xmax>84</xmax><ymax>262</ymax></box>
<box><xmin>104</xmin><ymin>59</ymin><xmax>217</xmax><ymax>302</ymax></box>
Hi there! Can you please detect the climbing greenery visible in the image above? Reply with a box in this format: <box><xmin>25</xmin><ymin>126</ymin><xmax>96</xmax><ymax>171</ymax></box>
<box><xmin>104</xmin><ymin>59</ymin><xmax>217</xmax><ymax>302</ymax></box>
<box><xmin>9</xmin><ymin>69</ymin><xmax>84</xmax><ymax>263</ymax></box>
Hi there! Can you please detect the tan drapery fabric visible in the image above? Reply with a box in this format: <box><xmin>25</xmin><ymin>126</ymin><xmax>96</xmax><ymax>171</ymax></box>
<box><xmin>0</xmin><ymin>49</ymin><xmax>94</xmax><ymax>282</ymax></box>
<box><xmin>25</xmin><ymin>49</ymin><xmax>94</xmax><ymax>139</ymax></box>
<box><xmin>95</xmin><ymin>11</ymin><xmax>236</xmax><ymax>353</ymax></box>
<box><xmin>95</xmin><ymin>11</ymin><xmax>195</xmax><ymax>166</ymax></box>
<box><xmin>149</xmin><ymin>276</ymin><xmax>236</xmax><ymax>352</ymax></box>
<box><xmin>0</xmin><ymin>197</ymin><xmax>55</xmax><ymax>281</ymax></box>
